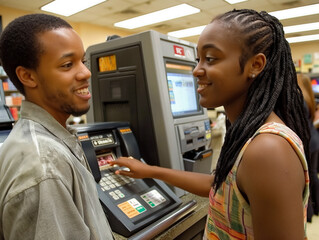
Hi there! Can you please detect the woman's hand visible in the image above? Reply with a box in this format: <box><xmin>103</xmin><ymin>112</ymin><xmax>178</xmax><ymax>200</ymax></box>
<box><xmin>108</xmin><ymin>157</ymin><xmax>154</xmax><ymax>179</ymax></box>
<box><xmin>109</xmin><ymin>156</ymin><xmax>214</xmax><ymax>197</ymax></box>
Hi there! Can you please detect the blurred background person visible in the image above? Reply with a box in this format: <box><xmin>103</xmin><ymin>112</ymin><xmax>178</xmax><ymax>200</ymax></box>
<box><xmin>297</xmin><ymin>73</ymin><xmax>319</xmax><ymax>222</ymax></box>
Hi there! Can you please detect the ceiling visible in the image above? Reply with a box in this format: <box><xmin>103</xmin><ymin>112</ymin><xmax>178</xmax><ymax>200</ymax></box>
<box><xmin>0</xmin><ymin>0</ymin><xmax>319</xmax><ymax>43</ymax></box>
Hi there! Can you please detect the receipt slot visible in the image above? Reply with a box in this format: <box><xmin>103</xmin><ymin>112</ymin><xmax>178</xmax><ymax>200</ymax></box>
<box><xmin>73</xmin><ymin>122</ymin><xmax>196</xmax><ymax>237</ymax></box>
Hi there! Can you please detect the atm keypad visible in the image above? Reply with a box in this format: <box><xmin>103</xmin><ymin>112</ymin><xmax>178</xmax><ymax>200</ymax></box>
<box><xmin>100</xmin><ymin>171</ymin><xmax>135</xmax><ymax>200</ymax></box>
<box><xmin>109</xmin><ymin>190</ymin><xmax>125</xmax><ymax>200</ymax></box>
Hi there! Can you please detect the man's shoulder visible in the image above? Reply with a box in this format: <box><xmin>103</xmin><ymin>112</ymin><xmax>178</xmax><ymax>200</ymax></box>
<box><xmin>0</xmin><ymin>121</ymin><xmax>73</xmax><ymax>172</ymax></box>
<box><xmin>4</xmin><ymin>118</ymin><xmax>65</xmax><ymax>150</ymax></box>
<box><xmin>0</xmin><ymin>119</ymin><xmax>74</xmax><ymax>198</ymax></box>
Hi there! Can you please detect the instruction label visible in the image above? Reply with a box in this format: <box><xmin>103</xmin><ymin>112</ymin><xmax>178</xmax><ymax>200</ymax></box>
<box><xmin>141</xmin><ymin>189</ymin><xmax>166</xmax><ymax>208</ymax></box>
<box><xmin>117</xmin><ymin>198</ymin><xmax>146</xmax><ymax>218</ymax></box>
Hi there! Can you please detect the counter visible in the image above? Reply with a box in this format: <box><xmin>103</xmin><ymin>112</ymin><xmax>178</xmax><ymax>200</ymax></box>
<box><xmin>113</xmin><ymin>193</ymin><xmax>209</xmax><ymax>240</ymax></box>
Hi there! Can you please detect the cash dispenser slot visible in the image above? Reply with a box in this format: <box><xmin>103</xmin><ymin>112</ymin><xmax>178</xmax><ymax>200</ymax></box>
<box><xmin>74</xmin><ymin>122</ymin><xmax>196</xmax><ymax>237</ymax></box>
<box><xmin>183</xmin><ymin>148</ymin><xmax>213</xmax><ymax>174</ymax></box>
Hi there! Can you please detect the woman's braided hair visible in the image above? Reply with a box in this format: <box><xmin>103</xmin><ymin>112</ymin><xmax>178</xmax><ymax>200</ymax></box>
<box><xmin>212</xmin><ymin>9</ymin><xmax>310</xmax><ymax>192</ymax></box>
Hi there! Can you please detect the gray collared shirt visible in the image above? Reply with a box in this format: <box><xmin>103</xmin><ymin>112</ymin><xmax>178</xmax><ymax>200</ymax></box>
<box><xmin>0</xmin><ymin>100</ymin><xmax>114</xmax><ymax>240</ymax></box>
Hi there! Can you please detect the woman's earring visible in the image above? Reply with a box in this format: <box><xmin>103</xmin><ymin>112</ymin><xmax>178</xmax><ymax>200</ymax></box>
<box><xmin>250</xmin><ymin>73</ymin><xmax>256</xmax><ymax>79</ymax></box>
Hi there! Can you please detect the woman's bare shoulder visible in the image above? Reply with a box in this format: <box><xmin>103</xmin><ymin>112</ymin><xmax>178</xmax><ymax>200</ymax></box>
<box><xmin>237</xmin><ymin>132</ymin><xmax>305</xmax><ymax>201</ymax></box>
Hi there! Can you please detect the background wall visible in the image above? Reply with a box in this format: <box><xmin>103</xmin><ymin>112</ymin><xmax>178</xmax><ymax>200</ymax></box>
<box><xmin>290</xmin><ymin>41</ymin><xmax>319</xmax><ymax>74</ymax></box>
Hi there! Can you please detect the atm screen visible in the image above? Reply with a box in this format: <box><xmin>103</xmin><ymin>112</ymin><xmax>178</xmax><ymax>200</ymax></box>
<box><xmin>165</xmin><ymin>62</ymin><xmax>202</xmax><ymax>118</ymax></box>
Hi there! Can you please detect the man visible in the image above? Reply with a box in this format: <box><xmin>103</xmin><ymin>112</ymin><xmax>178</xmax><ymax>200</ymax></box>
<box><xmin>0</xmin><ymin>14</ymin><xmax>114</xmax><ymax>239</ymax></box>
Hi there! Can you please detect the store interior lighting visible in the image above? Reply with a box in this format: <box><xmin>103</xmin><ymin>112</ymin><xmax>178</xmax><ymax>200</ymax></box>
<box><xmin>284</xmin><ymin>22</ymin><xmax>319</xmax><ymax>34</ymax></box>
<box><xmin>40</xmin><ymin>0</ymin><xmax>319</xmax><ymax>43</ymax></box>
<box><xmin>286</xmin><ymin>34</ymin><xmax>319</xmax><ymax>43</ymax></box>
<box><xmin>224</xmin><ymin>0</ymin><xmax>248</xmax><ymax>4</ymax></box>
<box><xmin>41</xmin><ymin>0</ymin><xmax>107</xmax><ymax>17</ymax></box>
<box><xmin>270</xmin><ymin>3</ymin><xmax>319</xmax><ymax>20</ymax></box>
<box><xmin>169</xmin><ymin>3</ymin><xmax>319</xmax><ymax>43</ymax></box>
<box><xmin>114</xmin><ymin>4</ymin><xmax>200</xmax><ymax>29</ymax></box>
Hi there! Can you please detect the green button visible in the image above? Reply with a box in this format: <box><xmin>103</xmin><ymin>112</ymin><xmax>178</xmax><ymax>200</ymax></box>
<box><xmin>136</xmin><ymin>206</ymin><xmax>146</xmax><ymax>213</ymax></box>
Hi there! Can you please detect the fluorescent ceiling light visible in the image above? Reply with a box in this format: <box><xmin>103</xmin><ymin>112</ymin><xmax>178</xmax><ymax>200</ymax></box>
<box><xmin>41</xmin><ymin>0</ymin><xmax>106</xmax><ymax>17</ymax></box>
<box><xmin>270</xmin><ymin>3</ymin><xmax>319</xmax><ymax>20</ymax></box>
<box><xmin>168</xmin><ymin>25</ymin><xmax>206</xmax><ymax>38</ymax></box>
<box><xmin>169</xmin><ymin>21</ymin><xmax>319</xmax><ymax>39</ymax></box>
<box><xmin>224</xmin><ymin>0</ymin><xmax>248</xmax><ymax>4</ymax></box>
<box><xmin>168</xmin><ymin>4</ymin><xmax>319</xmax><ymax>39</ymax></box>
<box><xmin>114</xmin><ymin>4</ymin><xmax>200</xmax><ymax>29</ymax></box>
<box><xmin>284</xmin><ymin>22</ymin><xmax>319</xmax><ymax>34</ymax></box>
<box><xmin>286</xmin><ymin>34</ymin><xmax>319</xmax><ymax>43</ymax></box>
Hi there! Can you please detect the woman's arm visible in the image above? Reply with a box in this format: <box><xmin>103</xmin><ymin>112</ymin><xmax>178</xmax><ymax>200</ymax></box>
<box><xmin>108</xmin><ymin>157</ymin><xmax>214</xmax><ymax>197</ymax></box>
<box><xmin>237</xmin><ymin>133</ymin><xmax>306</xmax><ymax>240</ymax></box>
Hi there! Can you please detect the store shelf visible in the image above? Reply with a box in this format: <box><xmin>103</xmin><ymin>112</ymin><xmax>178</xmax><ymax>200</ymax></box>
<box><xmin>7</xmin><ymin>105</ymin><xmax>21</xmax><ymax>108</ymax></box>
<box><xmin>309</xmin><ymin>73</ymin><xmax>319</xmax><ymax>77</ymax></box>
<box><xmin>4</xmin><ymin>90</ymin><xmax>19</xmax><ymax>94</ymax></box>
<box><xmin>1</xmin><ymin>76</ymin><xmax>23</xmax><ymax>121</ymax></box>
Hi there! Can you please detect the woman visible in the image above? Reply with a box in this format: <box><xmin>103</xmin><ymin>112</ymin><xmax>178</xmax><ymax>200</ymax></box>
<box><xmin>109</xmin><ymin>9</ymin><xmax>310</xmax><ymax>239</ymax></box>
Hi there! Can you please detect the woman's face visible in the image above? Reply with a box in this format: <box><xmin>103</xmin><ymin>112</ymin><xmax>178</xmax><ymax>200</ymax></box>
<box><xmin>194</xmin><ymin>21</ymin><xmax>254</xmax><ymax>122</ymax></box>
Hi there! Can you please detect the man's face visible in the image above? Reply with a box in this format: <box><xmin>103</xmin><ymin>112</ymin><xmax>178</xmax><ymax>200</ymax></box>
<box><xmin>32</xmin><ymin>28</ymin><xmax>91</xmax><ymax>125</ymax></box>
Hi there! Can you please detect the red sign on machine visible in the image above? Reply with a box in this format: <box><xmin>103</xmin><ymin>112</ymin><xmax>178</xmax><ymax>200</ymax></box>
<box><xmin>173</xmin><ymin>45</ymin><xmax>185</xmax><ymax>57</ymax></box>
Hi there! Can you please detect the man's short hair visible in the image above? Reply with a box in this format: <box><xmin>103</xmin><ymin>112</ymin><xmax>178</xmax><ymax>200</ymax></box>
<box><xmin>0</xmin><ymin>14</ymin><xmax>72</xmax><ymax>95</ymax></box>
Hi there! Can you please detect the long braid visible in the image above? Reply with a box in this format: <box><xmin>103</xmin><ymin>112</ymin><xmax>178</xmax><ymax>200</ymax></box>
<box><xmin>212</xmin><ymin>9</ymin><xmax>310</xmax><ymax>192</ymax></box>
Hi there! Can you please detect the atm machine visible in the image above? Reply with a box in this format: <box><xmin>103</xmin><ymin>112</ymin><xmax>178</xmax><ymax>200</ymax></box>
<box><xmin>73</xmin><ymin>122</ymin><xmax>197</xmax><ymax>238</ymax></box>
<box><xmin>86</xmin><ymin>30</ymin><xmax>212</xmax><ymax>196</ymax></box>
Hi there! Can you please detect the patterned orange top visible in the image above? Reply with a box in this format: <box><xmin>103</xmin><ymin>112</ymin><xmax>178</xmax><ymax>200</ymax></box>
<box><xmin>204</xmin><ymin>122</ymin><xmax>309</xmax><ymax>240</ymax></box>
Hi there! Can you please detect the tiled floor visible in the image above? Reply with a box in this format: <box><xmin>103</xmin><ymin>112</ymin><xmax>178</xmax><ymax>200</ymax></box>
<box><xmin>307</xmin><ymin>214</ymin><xmax>319</xmax><ymax>239</ymax></box>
